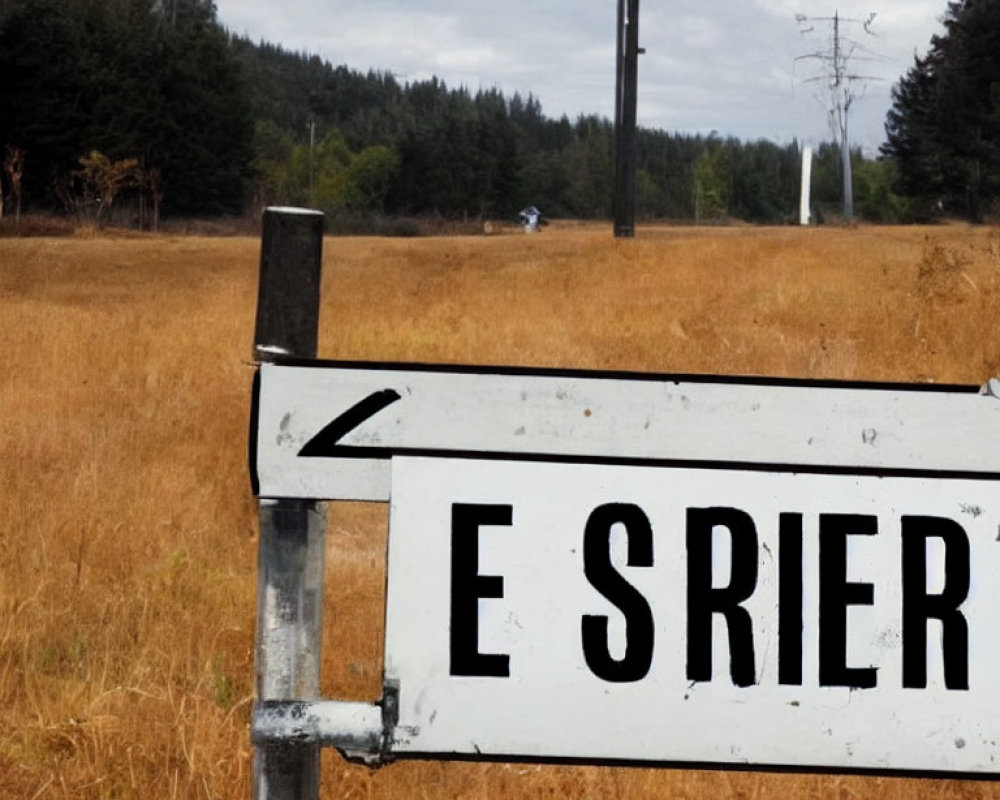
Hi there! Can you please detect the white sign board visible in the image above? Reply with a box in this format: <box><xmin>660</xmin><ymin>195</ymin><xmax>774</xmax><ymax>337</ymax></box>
<box><xmin>253</xmin><ymin>360</ymin><xmax>1000</xmax><ymax>773</ymax></box>
<box><xmin>385</xmin><ymin>456</ymin><xmax>1000</xmax><ymax>773</ymax></box>
<box><xmin>253</xmin><ymin>361</ymin><xmax>1000</xmax><ymax>501</ymax></box>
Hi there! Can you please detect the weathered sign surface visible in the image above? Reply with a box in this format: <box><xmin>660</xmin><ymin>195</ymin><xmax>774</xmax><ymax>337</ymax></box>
<box><xmin>384</xmin><ymin>457</ymin><xmax>1000</xmax><ymax>773</ymax></box>
<box><xmin>252</xmin><ymin>359</ymin><xmax>1000</xmax><ymax>774</ymax></box>
<box><xmin>252</xmin><ymin>361</ymin><xmax>1000</xmax><ymax>502</ymax></box>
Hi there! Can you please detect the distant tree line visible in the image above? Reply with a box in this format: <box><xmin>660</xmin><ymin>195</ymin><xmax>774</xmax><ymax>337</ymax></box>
<box><xmin>231</xmin><ymin>38</ymin><xmax>895</xmax><ymax>225</ymax></box>
<box><xmin>2</xmin><ymin>0</ymin><xmax>983</xmax><ymax>228</ymax></box>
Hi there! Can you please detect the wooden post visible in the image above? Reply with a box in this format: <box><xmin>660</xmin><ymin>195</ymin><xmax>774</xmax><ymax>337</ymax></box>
<box><xmin>252</xmin><ymin>207</ymin><xmax>326</xmax><ymax>800</ymax></box>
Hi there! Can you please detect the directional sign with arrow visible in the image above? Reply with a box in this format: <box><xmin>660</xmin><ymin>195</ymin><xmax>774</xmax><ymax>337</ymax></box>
<box><xmin>251</xmin><ymin>360</ymin><xmax>1000</xmax><ymax>501</ymax></box>
<box><xmin>251</xmin><ymin>358</ymin><xmax>1000</xmax><ymax>775</ymax></box>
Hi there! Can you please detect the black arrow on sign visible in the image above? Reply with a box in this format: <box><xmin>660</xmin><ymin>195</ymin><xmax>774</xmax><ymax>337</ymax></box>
<box><xmin>298</xmin><ymin>389</ymin><xmax>402</xmax><ymax>458</ymax></box>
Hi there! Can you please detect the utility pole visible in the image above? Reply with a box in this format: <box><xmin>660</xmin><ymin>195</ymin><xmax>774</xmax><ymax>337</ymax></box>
<box><xmin>307</xmin><ymin>118</ymin><xmax>316</xmax><ymax>204</ymax></box>
<box><xmin>795</xmin><ymin>10</ymin><xmax>878</xmax><ymax>222</ymax></box>
<box><xmin>613</xmin><ymin>0</ymin><xmax>642</xmax><ymax>238</ymax></box>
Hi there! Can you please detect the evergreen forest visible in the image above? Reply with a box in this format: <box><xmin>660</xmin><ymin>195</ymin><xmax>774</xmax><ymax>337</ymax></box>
<box><xmin>882</xmin><ymin>0</ymin><xmax>1000</xmax><ymax>222</ymax></box>
<box><xmin>0</xmin><ymin>0</ymin><xmax>996</xmax><ymax>228</ymax></box>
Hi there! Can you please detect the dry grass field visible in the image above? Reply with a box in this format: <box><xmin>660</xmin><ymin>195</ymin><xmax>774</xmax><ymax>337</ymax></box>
<box><xmin>3</xmin><ymin>221</ymin><xmax>1000</xmax><ymax>799</ymax></box>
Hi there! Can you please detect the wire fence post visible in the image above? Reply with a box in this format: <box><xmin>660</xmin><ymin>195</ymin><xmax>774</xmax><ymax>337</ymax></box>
<box><xmin>252</xmin><ymin>207</ymin><xmax>326</xmax><ymax>800</ymax></box>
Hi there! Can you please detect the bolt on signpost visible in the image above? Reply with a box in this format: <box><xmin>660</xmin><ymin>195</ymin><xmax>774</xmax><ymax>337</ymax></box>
<box><xmin>249</xmin><ymin>209</ymin><xmax>1000</xmax><ymax>797</ymax></box>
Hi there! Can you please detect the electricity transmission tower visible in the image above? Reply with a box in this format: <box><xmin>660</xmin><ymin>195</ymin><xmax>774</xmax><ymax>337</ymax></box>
<box><xmin>795</xmin><ymin>10</ymin><xmax>879</xmax><ymax>221</ymax></box>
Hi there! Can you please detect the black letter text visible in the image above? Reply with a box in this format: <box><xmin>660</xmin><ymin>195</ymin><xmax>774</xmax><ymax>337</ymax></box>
<box><xmin>450</xmin><ymin>503</ymin><xmax>512</xmax><ymax>677</ymax></box>
<box><xmin>581</xmin><ymin>503</ymin><xmax>655</xmax><ymax>682</ymax></box>
<box><xmin>686</xmin><ymin>507</ymin><xmax>758</xmax><ymax>687</ymax></box>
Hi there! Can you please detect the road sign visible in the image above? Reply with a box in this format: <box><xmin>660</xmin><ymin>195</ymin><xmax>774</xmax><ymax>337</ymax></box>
<box><xmin>384</xmin><ymin>456</ymin><xmax>1000</xmax><ymax>773</ymax></box>
<box><xmin>252</xmin><ymin>358</ymin><xmax>1000</xmax><ymax>774</ymax></box>
<box><xmin>252</xmin><ymin>360</ymin><xmax>1000</xmax><ymax>502</ymax></box>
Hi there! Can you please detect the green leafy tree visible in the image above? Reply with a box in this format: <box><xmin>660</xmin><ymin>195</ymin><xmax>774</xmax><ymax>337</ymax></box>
<box><xmin>308</xmin><ymin>129</ymin><xmax>353</xmax><ymax>213</ymax></box>
<box><xmin>68</xmin><ymin>150</ymin><xmax>141</xmax><ymax>225</ymax></box>
<box><xmin>346</xmin><ymin>145</ymin><xmax>400</xmax><ymax>212</ymax></box>
<box><xmin>854</xmin><ymin>158</ymin><xmax>909</xmax><ymax>223</ymax></box>
<box><xmin>251</xmin><ymin>119</ymin><xmax>295</xmax><ymax>209</ymax></box>
<box><xmin>636</xmin><ymin>168</ymin><xmax>666</xmax><ymax>218</ymax></box>
<box><xmin>693</xmin><ymin>139</ymin><xmax>730</xmax><ymax>221</ymax></box>
<box><xmin>728</xmin><ymin>139</ymin><xmax>799</xmax><ymax>223</ymax></box>
<box><xmin>561</xmin><ymin>116</ymin><xmax>614</xmax><ymax>218</ymax></box>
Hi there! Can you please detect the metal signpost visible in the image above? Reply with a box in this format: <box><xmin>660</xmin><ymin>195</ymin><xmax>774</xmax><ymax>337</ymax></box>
<box><xmin>250</xmin><ymin>208</ymin><xmax>1000</xmax><ymax>797</ymax></box>
<box><xmin>251</xmin><ymin>208</ymin><xmax>327</xmax><ymax>799</ymax></box>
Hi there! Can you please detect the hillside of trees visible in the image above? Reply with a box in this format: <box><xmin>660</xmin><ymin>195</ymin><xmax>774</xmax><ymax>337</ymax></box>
<box><xmin>1</xmin><ymin>0</ymin><xmax>989</xmax><ymax>229</ymax></box>
<box><xmin>0</xmin><ymin>0</ymin><xmax>251</xmax><ymax>223</ymax></box>
<box><xmin>882</xmin><ymin>0</ymin><xmax>1000</xmax><ymax>222</ymax></box>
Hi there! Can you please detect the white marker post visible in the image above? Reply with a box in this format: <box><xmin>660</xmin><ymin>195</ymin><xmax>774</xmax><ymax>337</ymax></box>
<box><xmin>800</xmin><ymin>145</ymin><xmax>813</xmax><ymax>225</ymax></box>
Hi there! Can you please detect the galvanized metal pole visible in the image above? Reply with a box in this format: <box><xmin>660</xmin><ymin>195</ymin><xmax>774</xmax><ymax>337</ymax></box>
<box><xmin>613</xmin><ymin>0</ymin><xmax>640</xmax><ymax>238</ymax></box>
<box><xmin>252</xmin><ymin>207</ymin><xmax>326</xmax><ymax>800</ymax></box>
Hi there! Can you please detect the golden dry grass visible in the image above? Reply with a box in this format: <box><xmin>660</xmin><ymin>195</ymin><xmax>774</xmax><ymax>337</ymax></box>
<box><xmin>3</xmin><ymin>222</ymin><xmax>1000</xmax><ymax>799</ymax></box>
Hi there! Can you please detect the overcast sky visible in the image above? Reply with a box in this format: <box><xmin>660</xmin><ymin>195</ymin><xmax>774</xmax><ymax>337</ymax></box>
<box><xmin>217</xmin><ymin>0</ymin><xmax>948</xmax><ymax>155</ymax></box>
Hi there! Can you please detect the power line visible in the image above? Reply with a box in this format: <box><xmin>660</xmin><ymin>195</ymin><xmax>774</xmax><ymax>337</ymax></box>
<box><xmin>795</xmin><ymin>9</ymin><xmax>880</xmax><ymax>222</ymax></box>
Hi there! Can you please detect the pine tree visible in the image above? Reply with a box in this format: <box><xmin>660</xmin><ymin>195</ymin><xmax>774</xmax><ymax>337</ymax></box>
<box><xmin>883</xmin><ymin>0</ymin><xmax>1000</xmax><ymax>220</ymax></box>
<box><xmin>0</xmin><ymin>0</ymin><xmax>251</xmax><ymax>217</ymax></box>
